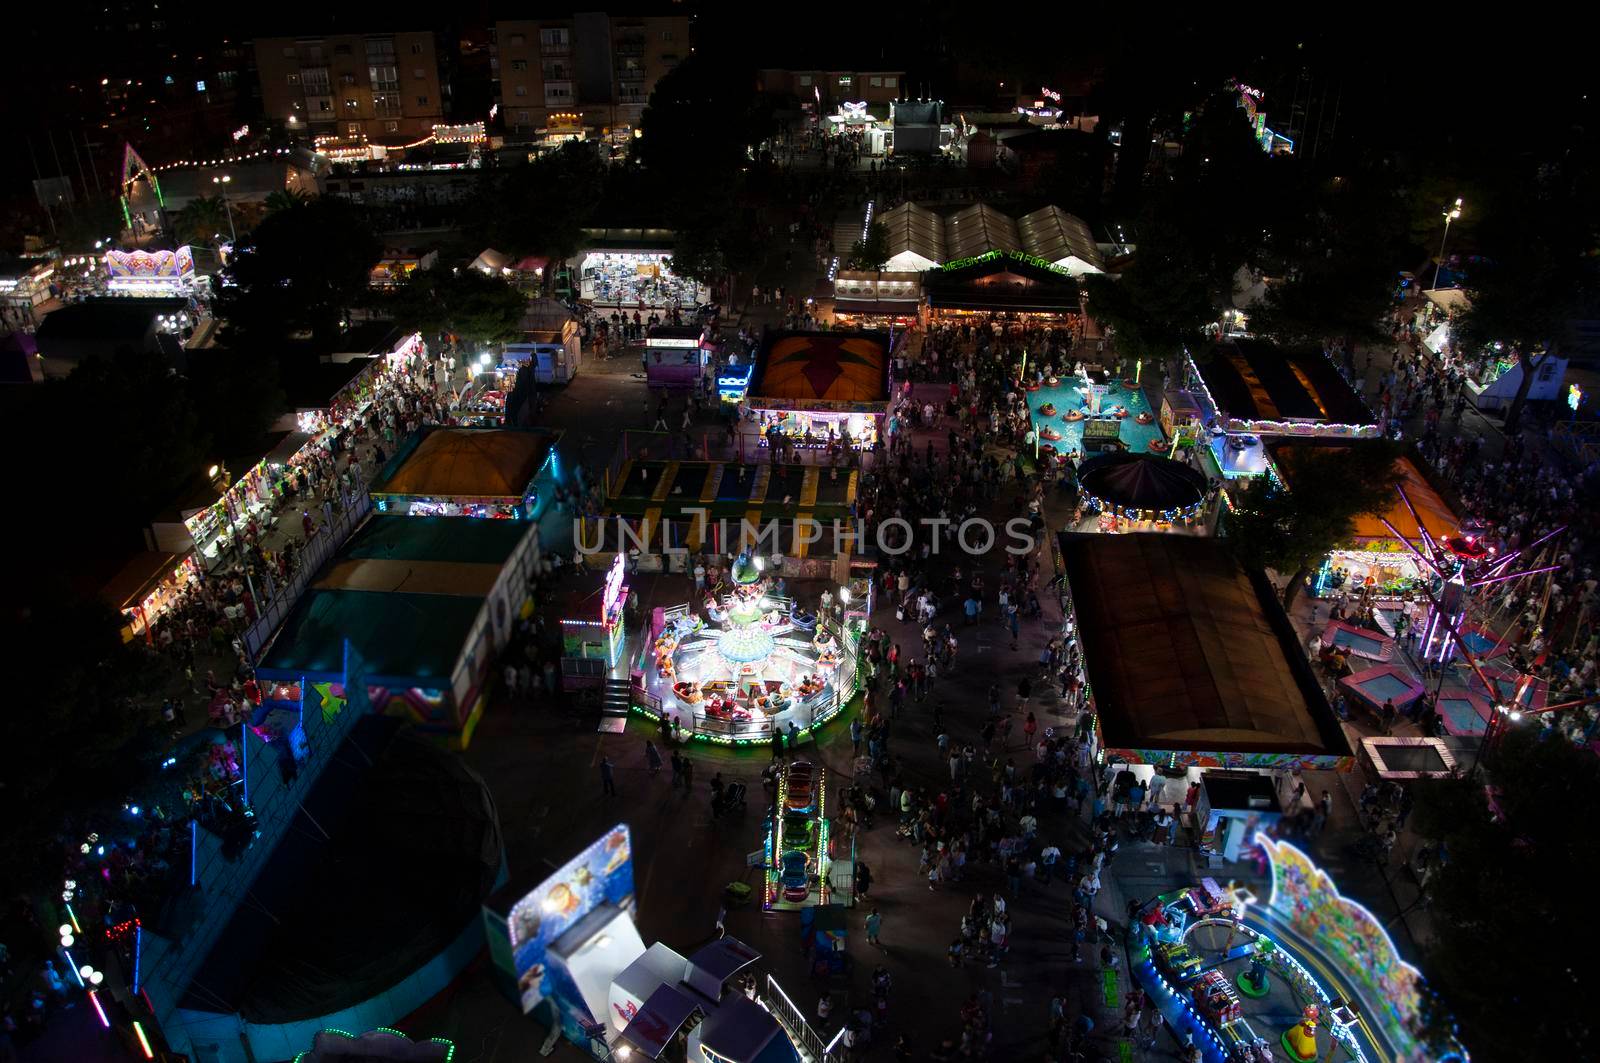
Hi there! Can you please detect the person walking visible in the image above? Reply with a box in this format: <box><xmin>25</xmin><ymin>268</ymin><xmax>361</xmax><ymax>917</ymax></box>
<box><xmin>850</xmin><ymin>718</ymin><xmax>863</xmax><ymax>757</ymax></box>
<box><xmin>681</xmin><ymin>755</ymin><xmax>695</xmax><ymax>796</ymax></box>
<box><xmin>670</xmin><ymin>749</ymin><xmax>684</xmax><ymax>790</ymax></box>
<box><xmin>600</xmin><ymin>755</ymin><xmax>617</xmax><ymax>797</ymax></box>
<box><xmin>865</xmin><ymin>908</ymin><xmax>883</xmax><ymax>948</ymax></box>
<box><xmin>645</xmin><ymin>740</ymin><xmax>663</xmax><ymax>775</ymax></box>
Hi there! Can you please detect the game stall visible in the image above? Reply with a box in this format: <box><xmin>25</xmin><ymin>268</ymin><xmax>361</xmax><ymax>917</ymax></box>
<box><xmin>577</xmin><ymin>249</ymin><xmax>707</xmax><ymax>310</ymax></box>
<box><xmin>639</xmin><ymin>550</ymin><xmax>861</xmax><ymax>743</ymax></box>
<box><xmin>559</xmin><ymin>552</ymin><xmax>629</xmax><ymax>691</ymax></box>
<box><xmin>741</xmin><ymin>331</ymin><xmax>893</xmax><ymax>462</ymax></box>
<box><xmin>645</xmin><ymin>325</ymin><xmax>715</xmax><ymax>393</ymax></box>
<box><xmin>1131</xmin><ymin>835</ymin><xmax>1465</xmax><ymax>1063</ymax></box>
<box><xmin>482</xmin><ymin>824</ymin><xmax>808</xmax><ymax>1062</ymax></box>
<box><xmin>369</xmin><ymin>426</ymin><xmax>561</xmax><ymax>520</ymax></box>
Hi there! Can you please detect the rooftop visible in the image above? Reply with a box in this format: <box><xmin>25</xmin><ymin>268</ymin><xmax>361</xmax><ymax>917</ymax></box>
<box><xmin>1268</xmin><ymin>444</ymin><xmax>1461</xmax><ymax>544</ymax></box>
<box><xmin>1060</xmin><ymin>533</ymin><xmax>1349</xmax><ymax>758</ymax></box>
<box><xmin>370</xmin><ymin>427</ymin><xmax>559</xmax><ymax>499</ymax></box>
<box><xmin>257</xmin><ymin>587</ymin><xmax>485</xmax><ymax>682</ymax></box>
<box><xmin>750</xmin><ymin>331</ymin><xmax>890</xmax><ymax>405</ymax></box>
<box><xmin>1197</xmin><ymin>339</ymin><xmax>1375</xmax><ymax>426</ymax></box>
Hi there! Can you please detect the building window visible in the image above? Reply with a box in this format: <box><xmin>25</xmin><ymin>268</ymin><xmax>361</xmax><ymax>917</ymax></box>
<box><xmin>870</xmin><ymin>76</ymin><xmax>882</xmax><ymax>88</ymax></box>
<box><xmin>370</xmin><ymin>65</ymin><xmax>399</xmax><ymax>92</ymax></box>
<box><xmin>511</xmin><ymin>59</ymin><xmax>528</xmax><ymax>71</ymax></box>
<box><xmin>286</xmin><ymin>73</ymin><xmax>300</xmax><ymax>86</ymax></box>
<box><xmin>316</xmin><ymin>98</ymin><xmax>332</xmax><ymax>112</ymax></box>
<box><xmin>417</xmin><ymin>95</ymin><xmax>429</xmax><ymax>106</ymax></box>
<box><xmin>885</xmin><ymin>76</ymin><xmax>897</xmax><ymax>89</ymax></box>
<box><xmin>541</xmin><ymin>59</ymin><xmax>568</xmax><ymax>80</ymax></box>
<box><xmin>509</xmin><ymin>33</ymin><xmax>525</xmax><ymax>45</ymax></box>
<box><xmin>341</xmin><ymin>73</ymin><xmax>357</xmax><ymax>85</ymax></box>
<box><xmin>414</xmin><ymin>67</ymin><xmax>426</xmax><ymax>79</ymax></box>
<box><xmin>661</xmin><ymin>28</ymin><xmax>673</xmax><ymax>40</ymax></box>
<box><xmin>837</xmin><ymin>76</ymin><xmax>853</xmax><ymax>87</ymax></box>
<box><xmin>539</xmin><ymin>27</ymin><xmax>570</xmax><ymax>52</ymax></box>
<box><xmin>385</xmin><ymin>120</ymin><xmax>399</xmax><ymax>132</ymax></box>
<box><xmin>514</xmin><ymin>85</ymin><xmax>528</xmax><ymax>97</ymax></box>
<box><xmin>346</xmin><ymin>123</ymin><xmax>360</xmax><ymax>135</ymax></box>
<box><xmin>306</xmin><ymin>44</ymin><xmax>323</xmax><ymax>62</ymax></box>
<box><xmin>344</xmin><ymin>98</ymin><xmax>358</xmax><ymax>110</ymax></box>
<box><xmin>798</xmin><ymin>75</ymin><xmax>812</xmax><ymax>87</ymax></box>
<box><xmin>281</xmin><ymin>46</ymin><xmax>295</xmax><ymax>58</ymax></box>
<box><xmin>517</xmin><ymin>110</ymin><xmax>530</xmax><ymax>124</ymax></box>
<box><xmin>410</xmin><ymin>42</ymin><xmax>424</xmax><ymax>54</ymax></box>
<box><xmin>334</xmin><ymin>43</ymin><xmax>351</xmax><ymax>56</ymax></box>
<box><xmin>301</xmin><ymin>67</ymin><xmax>330</xmax><ymax>94</ymax></box>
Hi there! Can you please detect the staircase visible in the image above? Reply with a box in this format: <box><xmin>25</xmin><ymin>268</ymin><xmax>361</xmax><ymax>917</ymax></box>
<box><xmin>599</xmin><ymin>677</ymin><xmax>633</xmax><ymax>733</ymax></box>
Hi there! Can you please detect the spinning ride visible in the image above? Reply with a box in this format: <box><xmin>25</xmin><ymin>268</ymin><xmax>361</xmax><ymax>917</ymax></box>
<box><xmin>655</xmin><ymin>550</ymin><xmax>842</xmax><ymax>738</ymax></box>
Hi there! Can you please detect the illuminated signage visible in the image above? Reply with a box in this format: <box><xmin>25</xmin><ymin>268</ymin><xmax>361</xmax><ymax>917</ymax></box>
<box><xmin>647</xmin><ymin>337</ymin><xmax>701</xmax><ymax>349</ymax></box>
<box><xmin>1570</xmin><ymin>384</ymin><xmax>1584</xmax><ymax>411</ymax></box>
<box><xmin>1237</xmin><ymin>84</ymin><xmax>1264</xmax><ymax>100</ymax></box>
<box><xmin>602</xmin><ymin>552</ymin><xmax>626</xmax><ymax>617</ymax></box>
<box><xmin>232</xmin><ymin>124</ymin><xmax>250</xmax><ymax>141</ymax></box>
<box><xmin>1040</xmin><ymin>87</ymin><xmax>1062</xmax><ymax>102</ymax></box>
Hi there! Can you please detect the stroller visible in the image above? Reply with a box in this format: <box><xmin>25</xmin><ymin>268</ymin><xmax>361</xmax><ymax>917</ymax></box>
<box><xmin>714</xmin><ymin>782</ymin><xmax>748</xmax><ymax>817</ymax></box>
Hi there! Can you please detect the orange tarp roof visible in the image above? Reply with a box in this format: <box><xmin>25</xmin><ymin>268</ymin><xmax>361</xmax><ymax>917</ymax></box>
<box><xmin>373</xmin><ymin>428</ymin><xmax>556</xmax><ymax>498</ymax></box>
<box><xmin>1350</xmin><ymin>457</ymin><xmax>1459</xmax><ymax>543</ymax></box>
<box><xmin>751</xmin><ymin>333</ymin><xmax>889</xmax><ymax>404</ymax></box>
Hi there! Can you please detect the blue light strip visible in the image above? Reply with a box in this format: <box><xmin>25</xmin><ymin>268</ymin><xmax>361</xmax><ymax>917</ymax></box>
<box><xmin>132</xmin><ymin>924</ymin><xmax>143</xmax><ymax>994</ymax></box>
<box><xmin>190</xmin><ymin>819</ymin><xmax>200</xmax><ymax>886</ymax></box>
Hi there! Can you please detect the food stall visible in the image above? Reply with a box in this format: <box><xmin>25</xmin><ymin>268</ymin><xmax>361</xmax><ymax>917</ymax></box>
<box><xmin>741</xmin><ymin>331</ymin><xmax>893</xmax><ymax>462</ymax></box>
<box><xmin>645</xmin><ymin>325</ymin><xmax>714</xmax><ymax>393</ymax></box>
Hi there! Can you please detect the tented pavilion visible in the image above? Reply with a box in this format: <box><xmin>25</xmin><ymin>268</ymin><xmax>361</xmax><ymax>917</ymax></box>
<box><xmin>1058</xmin><ymin>532</ymin><xmax>1353</xmax><ymax>772</ymax></box>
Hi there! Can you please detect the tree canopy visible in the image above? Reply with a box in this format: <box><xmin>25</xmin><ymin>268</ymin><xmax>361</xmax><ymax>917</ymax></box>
<box><xmin>1410</xmin><ymin>726</ymin><xmax>1600</xmax><ymax>1059</ymax></box>
<box><xmin>219</xmin><ymin>196</ymin><xmax>381</xmax><ymax>343</ymax></box>
<box><xmin>386</xmin><ymin>267</ymin><xmax>528</xmax><ymax>348</ymax></box>
<box><xmin>466</xmin><ymin>142</ymin><xmax>606</xmax><ymax>262</ymax></box>
<box><xmin>848</xmin><ymin>221</ymin><xmax>891</xmax><ymax>272</ymax></box>
<box><xmin>1227</xmin><ymin>441</ymin><xmax>1403</xmax><ymax>606</ymax></box>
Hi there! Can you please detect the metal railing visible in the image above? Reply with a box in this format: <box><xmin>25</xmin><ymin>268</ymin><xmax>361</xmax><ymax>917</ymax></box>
<box><xmin>241</xmin><ymin>492</ymin><xmax>373</xmax><ymax>660</ymax></box>
<box><xmin>764</xmin><ymin>974</ymin><xmax>836</xmax><ymax>1063</ymax></box>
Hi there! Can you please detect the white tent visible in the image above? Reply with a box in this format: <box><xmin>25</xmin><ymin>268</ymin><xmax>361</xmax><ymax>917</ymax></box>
<box><xmin>944</xmin><ymin>203</ymin><xmax>1021</xmax><ymax>260</ymax></box>
<box><xmin>1017</xmin><ymin>206</ymin><xmax>1105</xmax><ymax>275</ymax></box>
<box><xmin>470</xmin><ymin>247</ymin><xmax>511</xmax><ymax>274</ymax></box>
<box><xmin>1424</xmin><ymin>288</ymin><xmax>1471</xmax><ymax>314</ymax></box>
<box><xmin>877</xmin><ymin>202</ymin><xmax>946</xmax><ymax>272</ymax></box>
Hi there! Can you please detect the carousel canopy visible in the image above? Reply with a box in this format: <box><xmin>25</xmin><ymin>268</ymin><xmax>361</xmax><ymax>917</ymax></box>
<box><xmin>1076</xmin><ymin>452</ymin><xmax>1206</xmax><ymax>511</ymax></box>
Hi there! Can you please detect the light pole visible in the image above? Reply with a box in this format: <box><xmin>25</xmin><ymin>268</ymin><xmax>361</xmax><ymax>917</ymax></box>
<box><xmin>1435</xmin><ymin>197</ymin><xmax>1462</xmax><ymax>289</ymax></box>
<box><xmin>212</xmin><ymin>174</ymin><xmax>237</xmax><ymax>244</ymax></box>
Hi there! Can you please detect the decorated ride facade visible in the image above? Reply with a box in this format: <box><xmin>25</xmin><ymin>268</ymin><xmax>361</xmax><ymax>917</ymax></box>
<box><xmin>740</xmin><ymin>331</ymin><xmax>893</xmax><ymax>465</ymax></box>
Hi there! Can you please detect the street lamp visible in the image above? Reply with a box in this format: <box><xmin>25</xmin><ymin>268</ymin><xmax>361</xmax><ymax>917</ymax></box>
<box><xmin>212</xmin><ymin>174</ymin><xmax>237</xmax><ymax>244</ymax></box>
<box><xmin>1435</xmin><ymin>197</ymin><xmax>1462</xmax><ymax>290</ymax></box>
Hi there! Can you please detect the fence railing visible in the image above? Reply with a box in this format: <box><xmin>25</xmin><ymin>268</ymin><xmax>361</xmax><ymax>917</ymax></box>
<box><xmin>764</xmin><ymin>974</ymin><xmax>836</xmax><ymax>1063</ymax></box>
<box><xmin>241</xmin><ymin>492</ymin><xmax>373</xmax><ymax>660</ymax></box>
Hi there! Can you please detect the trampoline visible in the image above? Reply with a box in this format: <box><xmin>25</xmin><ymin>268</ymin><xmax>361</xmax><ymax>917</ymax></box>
<box><xmin>1321</xmin><ymin>620</ymin><xmax>1394</xmax><ymax>662</ymax></box>
<box><xmin>1435</xmin><ymin>689</ymin><xmax>1491</xmax><ymax>737</ymax></box>
<box><xmin>1469</xmin><ymin>666</ymin><xmax>1548</xmax><ymax>711</ymax></box>
<box><xmin>1456</xmin><ymin>624</ymin><xmax>1511</xmax><ymax>661</ymax></box>
<box><xmin>1339</xmin><ymin>664</ymin><xmax>1425</xmax><ymax>713</ymax></box>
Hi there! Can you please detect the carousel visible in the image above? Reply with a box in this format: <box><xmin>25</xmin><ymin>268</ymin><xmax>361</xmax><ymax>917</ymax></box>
<box><xmin>652</xmin><ymin>551</ymin><xmax>844</xmax><ymax>739</ymax></box>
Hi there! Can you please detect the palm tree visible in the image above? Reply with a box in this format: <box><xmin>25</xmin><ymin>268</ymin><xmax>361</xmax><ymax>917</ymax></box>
<box><xmin>172</xmin><ymin>196</ymin><xmax>228</xmax><ymax>247</ymax></box>
<box><xmin>264</xmin><ymin>189</ymin><xmax>311</xmax><ymax>214</ymax></box>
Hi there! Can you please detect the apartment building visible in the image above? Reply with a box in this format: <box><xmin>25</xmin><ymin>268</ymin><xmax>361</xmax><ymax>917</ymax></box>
<box><xmin>492</xmin><ymin>10</ymin><xmax>691</xmax><ymax>137</ymax></box>
<box><xmin>758</xmin><ymin>69</ymin><xmax>906</xmax><ymax>110</ymax></box>
<box><xmin>255</xmin><ymin>32</ymin><xmax>446</xmax><ymax>142</ymax></box>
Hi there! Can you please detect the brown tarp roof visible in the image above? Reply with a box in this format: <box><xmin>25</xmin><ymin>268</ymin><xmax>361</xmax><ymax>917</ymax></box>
<box><xmin>314</xmin><ymin>558</ymin><xmax>501</xmax><ymax>597</ymax></box>
<box><xmin>371</xmin><ymin>427</ymin><xmax>557</xmax><ymax>499</ymax></box>
<box><xmin>1061</xmin><ymin>533</ymin><xmax>1347</xmax><ymax>755</ymax></box>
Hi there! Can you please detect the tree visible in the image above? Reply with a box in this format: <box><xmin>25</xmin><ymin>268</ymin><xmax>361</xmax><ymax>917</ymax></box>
<box><xmin>1227</xmin><ymin>441</ymin><xmax>1403</xmax><ymax>608</ymax></box>
<box><xmin>633</xmin><ymin>54</ymin><xmax>773</xmax><ymax>187</ymax></box>
<box><xmin>1409</xmin><ymin>726</ymin><xmax>1600</xmax><ymax>1059</ymax></box>
<box><xmin>1250</xmin><ymin>179</ymin><xmax>1410</xmax><ymax>349</ymax></box>
<box><xmin>172</xmin><ymin>195</ymin><xmax>229</xmax><ymax>247</ymax></box>
<box><xmin>0</xmin><ymin>593</ymin><xmax>178</xmax><ymax>897</ymax></box>
<box><xmin>387</xmin><ymin>267</ymin><xmax>528</xmax><ymax>348</ymax></box>
<box><xmin>186</xmin><ymin>349</ymin><xmax>287</xmax><ymax>459</ymax></box>
<box><xmin>218</xmin><ymin>197</ymin><xmax>381</xmax><ymax>343</ymax></box>
<box><xmin>848</xmin><ymin>221</ymin><xmax>891</xmax><ymax>271</ymax></box>
<box><xmin>1454</xmin><ymin>166</ymin><xmax>1598</xmax><ymax>433</ymax></box>
<box><xmin>461</xmin><ymin>144</ymin><xmax>605</xmax><ymax>268</ymax></box>
<box><xmin>264</xmin><ymin>189</ymin><xmax>312</xmax><ymax>214</ymax></box>
<box><xmin>1082</xmin><ymin>220</ymin><xmax>1216</xmax><ymax>361</ymax></box>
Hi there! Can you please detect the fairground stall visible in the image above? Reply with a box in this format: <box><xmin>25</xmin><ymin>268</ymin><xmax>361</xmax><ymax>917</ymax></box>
<box><xmin>254</xmin><ymin>515</ymin><xmax>542</xmax><ymax>747</ymax></box>
<box><xmin>645</xmin><ymin>325</ymin><xmax>715</xmax><ymax>393</ymax></box>
<box><xmin>369</xmin><ymin>426</ymin><xmax>562</xmax><ymax>520</ymax></box>
<box><xmin>482</xmin><ymin>824</ymin><xmax>817</xmax><ymax>1062</ymax></box>
<box><xmin>1187</xmin><ymin>339</ymin><xmax>1379</xmax><ymax>480</ymax></box>
<box><xmin>922</xmin><ymin>247</ymin><xmax>1082</xmax><ymax>324</ymax></box>
<box><xmin>103</xmin><ymin>245</ymin><xmax>205</xmax><ymax>297</ymax></box>
<box><xmin>503</xmin><ymin>321</ymin><xmax>583</xmax><ymax>385</ymax></box>
<box><xmin>1130</xmin><ymin>836</ymin><xmax>1465</xmax><ymax>1063</ymax></box>
<box><xmin>573</xmin><ymin>229</ymin><xmax>708</xmax><ymax>310</ymax></box>
<box><xmin>1071</xmin><ymin>451</ymin><xmax>1207</xmax><ymax>532</ymax></box>
<box><xmin>740</xmin><ymin>331</ymin><xmax>893</xmax><ymax>465</ymax></box>
<box><xmin>635</xmin><ymin>549</ymin><xmax>865</xmax><ymax>745</ymax></box>
<box><xmin>1056</xmin><ymin>533</ymin><xmax>1353</xmax><ymax>861</ymax></box>
<box><xmin>100</xmin><ymin>551</ymin><xmax>200</xmax><ymax>643</ymax></box>
<box><xmin>1265</xmin><ymin>442</ymin><xmax>1462</xmax><ymax>605</ymax></box>
<box><xmin>830</xmin><ymin>271</ymin><xmax>922</xmax><ymax>329</ymax></box>
<box><xmin>1414</xmin><ymin>289</ymin><xmax>1570</xmax><ymax>412</ymax></box>
<box><xmin>557</xmin><ymin>552</ymin><xmax>630</xmax><ymax>691</ymax></box>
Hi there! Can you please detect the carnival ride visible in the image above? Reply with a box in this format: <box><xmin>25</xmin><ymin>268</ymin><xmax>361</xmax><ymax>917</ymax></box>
<box><xmin>654</xmin><ymin>551</ymin><xmax>842</xmax><ymax>737</ymax></box>
<box><xmin>765</xmin><ymin>759</ymin><xmax>831</xmax><ymax>911</ymax></box>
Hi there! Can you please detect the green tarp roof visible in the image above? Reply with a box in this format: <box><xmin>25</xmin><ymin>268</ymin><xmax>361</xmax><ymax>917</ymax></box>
<box><xmin>257</xmin><ymin>588</ymin><xmax>484</xmax><ymax>683</ymax></box>
<box><xmin>342</xmin><ymin>515</ymin><xmax>530</xmax><ymax>566</ymax></box>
